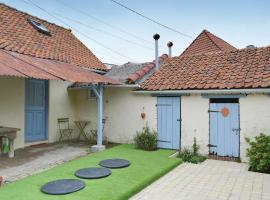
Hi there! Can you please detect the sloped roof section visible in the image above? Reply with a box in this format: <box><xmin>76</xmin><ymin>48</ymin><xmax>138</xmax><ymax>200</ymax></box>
<box><xmin>141</xmin><ymin>46</ymin><xmax>270</xmax><ymax>90</ymax></box>
<box><xmin>106</xmin><ymin>54</ymin><xmax>169</xmax><ymax>84</ymax></box>
<box><xmin>0</xmin><ymin>3</ymin><xmax>106</xmax><ymax>71</ymax></box>
<box><xmin>105</xmin><ymin>62</ymin><xmax>152</xmax><ymax>83</ymax></box>
<box><xmin>180</xmin><ymin>30</ymin><xmax>236</xmax><ymax>57</ymax></box>
<box><xmin>0</xmin><ymin>49</ymin><xmax>119</xmax><ymax>84</ymax></box>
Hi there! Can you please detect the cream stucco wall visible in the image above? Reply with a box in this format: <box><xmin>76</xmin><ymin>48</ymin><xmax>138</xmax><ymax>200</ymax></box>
<box><xmin>1</xmin><ymin>76</ymin><xmax>269</xmax><ymax>163</ymax></box>
<box><xmin>69</xmin><ymin>87</ymin><xmax>157</xmax><ymax>143</ymax></box>
<box><xmin>0</xmin><ymin>77</ymin><xmax>25</xmax><ymax>149</ymax></box>
<box><xmin>181</xmin><ymin>95</ymin><xmax>209</xmax><ymax>154</ymax></box>
<box><xmin>180</xmin><ymin>94</ymin><xmax>270</xmax><ymax>162</ymax></box>
<box><xmin>239</xmin><ymin>94</ymin><xmax>270</xmax><ymax>162</ymax></box>
<box><xmin>103</xmin><ymin>88</ymin><xmax>156</xmax><ymax>143</ymax></box>
<box><xmin>0</xmin><ymin>78</ymin><xmax>79</xmax><ymax>150</ymax></box>
<box><xmin>47</xmin><ymin>80</ymin><xmax>78</xmax><ymax>142</ymax></box>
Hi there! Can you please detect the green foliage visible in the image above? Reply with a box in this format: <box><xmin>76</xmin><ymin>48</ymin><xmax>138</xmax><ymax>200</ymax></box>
<box><xmin>0</xmin><ymin>145</ymin><xmax>181</xmax><ymax>200</ymax></box>
<box><xmin>192</xmin><ymin>137</ymin><xmax>200</xmax><ymax>156</ymax></box>
<box><xmin>179</xmin><ymin>147</ymin><xmax>193</xmax><ymax>162</ymax></box>
<box><xmin>178</xmin><ymin>137</ymin><xmax>206</xmax><ymax>164</ymax></box>
<box><xmin>190</xmin><ymin>155</ymin><xmax>207</xmax><ymax>164</ymax></box>
<box><xmin>245</xmin><ymin>133</ymin><xmax>270</xmax><ymax>173</ymax></box>
<box><xmin>134</xmin><ymin>125</ymin><xmax>157</xmax><ymax>151</ymax></box>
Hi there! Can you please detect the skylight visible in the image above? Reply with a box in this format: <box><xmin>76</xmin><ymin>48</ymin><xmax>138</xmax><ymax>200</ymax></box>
<box><xmin>28</xmin><ymin>19</ymin><xmax>51</xmax><ymax>36</ymax></box>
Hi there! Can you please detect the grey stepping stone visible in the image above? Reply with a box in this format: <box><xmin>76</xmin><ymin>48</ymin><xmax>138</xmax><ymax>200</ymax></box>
<box><xmin>41</xmin><ymin>179</ymin><xmax>85</xmax><ymax>195</ymax></box>
<box><xmin>99</xmin><ymin>159</ymin><xmax>130</xmax><ymax>169</ymax></box>
<box><xmin>75</xmin><ymin>167</ymin><xmax>111</xmax><ymax>179</ymax></box>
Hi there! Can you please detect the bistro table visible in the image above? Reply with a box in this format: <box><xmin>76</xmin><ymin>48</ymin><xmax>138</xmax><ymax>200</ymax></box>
<box><xmin>0</xmin><ymin>126</ymin><xmax>20</xmax><ymax>158</ymax></box>
<box><xmin>74</xmin><ymin>121</ymin><xmax>90</xmax><ymax>141</ymax></box>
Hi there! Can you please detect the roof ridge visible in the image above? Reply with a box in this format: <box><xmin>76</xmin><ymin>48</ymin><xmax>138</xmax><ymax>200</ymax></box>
<box><xmin>203</xmin><ymin>30</ymin><xmax>236</xmax><ymax>51</ymax></box>
<box><xmin>203</xmin><ymin>30</ymin><xmax>223</xmax><ymax>51</ymax></box>
<box><xmin>179</xmin><ymin>29</ymin><xmax>236</xmax><ymax>57</ymax></box>
<box><xmin>175</xmin><ymin>44</ymin><xmax>270</xmax><ymax>63</ymax></box>
<box><xmin>0</xmin><ymin>3</ymin><xmax>71</xmax><ymax>32</ymax></box>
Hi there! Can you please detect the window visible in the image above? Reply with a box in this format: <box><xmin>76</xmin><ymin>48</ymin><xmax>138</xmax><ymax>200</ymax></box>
<box><xmin>28</xmin><ymin>18</ymin><xmax>51</xmax><ymax>35</ymax></box>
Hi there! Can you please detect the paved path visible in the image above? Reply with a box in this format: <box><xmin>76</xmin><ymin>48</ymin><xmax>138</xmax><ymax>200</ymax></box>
<box><xmin>0</xmin><ymin>143</ymin><xmax>89</xmax><ymax>182</ymax></box>
<box><xmin>130</xmin><ymin>159</ymin><xmax>270</xmax><ymax>200</ymax></box>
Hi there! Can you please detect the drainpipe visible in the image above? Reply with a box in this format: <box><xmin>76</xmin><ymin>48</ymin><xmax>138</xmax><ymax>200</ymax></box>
<box><xmin>153</xmin><ymin>34</ymin><xmax>160</xmax><ymax>70</ymax></box>
<box><xmin>167</xmin><ymin>42</ymin><xmax>173</xmax><ymax>58</ymax></box>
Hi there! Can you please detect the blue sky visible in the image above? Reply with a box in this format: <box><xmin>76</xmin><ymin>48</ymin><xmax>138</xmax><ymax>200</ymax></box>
<box><xmin>1</xmin><ymin>0</ymin><xmax>270</xmax><ymax>64</ymax></box>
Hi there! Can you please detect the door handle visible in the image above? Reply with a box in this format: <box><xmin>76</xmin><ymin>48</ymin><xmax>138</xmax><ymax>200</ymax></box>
<box><xmin>177</xmin><ymin>118</ymin><xmax>181</xmax><ymax>122</ymax></box>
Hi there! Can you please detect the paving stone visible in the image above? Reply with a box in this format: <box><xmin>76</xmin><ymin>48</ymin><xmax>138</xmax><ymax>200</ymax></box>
<box><xmin>130</xmin><ymin>160</ymin><xmax>270</xmax><ymax>200</ymax></box>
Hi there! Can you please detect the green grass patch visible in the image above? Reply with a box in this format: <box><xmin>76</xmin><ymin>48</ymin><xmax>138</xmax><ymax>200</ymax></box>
<box><xmin>0</xmin><ymin>144</ymin><xmax>181</xmax><ymax>200</ymax></box>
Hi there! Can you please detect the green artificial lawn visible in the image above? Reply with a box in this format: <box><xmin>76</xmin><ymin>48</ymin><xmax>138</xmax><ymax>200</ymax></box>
<box><xmin>0</xmin><ymin>144</ymin><xmax>181</xmax><ymax>200</ymax></box>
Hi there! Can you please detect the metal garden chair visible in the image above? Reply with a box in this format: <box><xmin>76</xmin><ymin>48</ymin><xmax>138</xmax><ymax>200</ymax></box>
<box><xmin>57</xmin><ymin>118</ymin><xmax>73</xmax><ymax>142</ymax></box>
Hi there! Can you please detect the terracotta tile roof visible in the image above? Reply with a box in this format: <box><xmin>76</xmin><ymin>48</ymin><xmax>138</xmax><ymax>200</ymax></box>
<box><xmin>180</xmin><ymin>30</ymin><xmax>236</xmax><ymax>57</ymax></box>
<box><xmin>0</xmin><ymin>3</ymin><xmax>106</xmax><ymax>71</ymax></box>
<box><xmin>106</xmin><ymin>54</ymin><xmax>169</xmax><ymax>84</ymax></box>
<box><xmin>127</xmin><ymin>54</ymin><xmax>169</xmax><ymax>83</ymax></box>
<box><xmin>141</xmin><ymin>46</ymin><xmax>270</xmax><ymax>90</ymax></box>
<box><xmin>0</xmin><ymin>49</ymin><xmax>119</xmax><ymax>84</ymax></box>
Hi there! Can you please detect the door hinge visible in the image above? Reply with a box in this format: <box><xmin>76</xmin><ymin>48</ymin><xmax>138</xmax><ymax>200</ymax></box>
<box><xmin>207</xmin><ymin>144</ymin><xmax>217</xmax><ymax>147</ymax></box>
<box><xmin>208</xmin><ymin>110</ymin><xmax>219</xmax><ymax>113</ymax></box>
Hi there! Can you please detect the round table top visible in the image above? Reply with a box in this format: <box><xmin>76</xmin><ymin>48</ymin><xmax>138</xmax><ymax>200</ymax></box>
<box><xmin>75</xmin><ymin>167</ymin><xmax>111</xmax><ymax>179</ymax></box>
<box><xmin>41</xmin><ymin>179</ymin><xmax>85</xmax><ymax>195</ymax></box>
<box><xmin>99</xmin><ymin>159</ymin><xmax>130</xmax><ymax>169</ymax></box>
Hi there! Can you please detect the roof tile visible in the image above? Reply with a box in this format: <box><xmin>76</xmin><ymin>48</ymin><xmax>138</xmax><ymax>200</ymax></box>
<box><xmin>0</xmin><ymin>4</ymin><xmax>106</xmax><ymax>71</ymax></box>
<box><xmin>180</xmin><ymin>30</ymin><xmax>236</xmax><ymax>57</ymax></box>
<box><xmin>141</xmin><ymin>46</ymin><xmax>270</xmax><ymax>90</ymax></box>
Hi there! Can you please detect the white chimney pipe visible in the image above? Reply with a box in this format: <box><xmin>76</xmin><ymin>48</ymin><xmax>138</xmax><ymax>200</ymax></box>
<box><xmin>153</xmin><ymin>34</ymin><xmax>160</xmax><ymax>69</ymax></box>
<box><xmin>167</xmin><ymin>41</ymin><xmax>173</xmax><ymax>58</ymax></box>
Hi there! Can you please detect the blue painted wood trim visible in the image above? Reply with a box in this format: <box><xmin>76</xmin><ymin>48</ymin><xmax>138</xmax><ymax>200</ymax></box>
<box><xmin>92</xmin><ymin>84</ymin><xmax>103</xmax><ymax>146</ymax></box>
<box><xmin>202</xmin><ymin>94</ymin><xmax>246</xmax><ymax>99</ymax></box>
<box><xmin>45</xmin><ymin>80</ymin><xmax>49</xmax><ymax>141</ymax></box>
<box><xmin>24</xmin><ymin>79</ymin><xmax>48</xmax><ymax>142</ymax></box>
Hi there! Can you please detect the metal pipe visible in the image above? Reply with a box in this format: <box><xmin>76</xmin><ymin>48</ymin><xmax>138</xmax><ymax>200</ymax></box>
<box><xmin>97</xmin><ymin>83</ymin><xmax>103</xmax><ymax>146</ymax></box>
<box><xmin>153</xmin><ymin>34</ymin><xmax>160</xmax><ymax>70</ymax></box>
<box><xmin>133</xmin><ymin>88</ymin><xmax>270</xmax><ymax>95</ymax></box>
<box><xmin>167</xmin><ymin>42</ymin><xmax>173</xmax><ymax>57</ymax></box>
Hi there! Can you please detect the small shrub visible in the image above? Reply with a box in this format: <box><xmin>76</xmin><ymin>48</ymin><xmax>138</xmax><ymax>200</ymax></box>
<box><xmin>179</xmin><ymin>147</ymin><xmax>193</xmax><ymax>162</ymax></box>
<box><xmin>192</xmin><ymin>137</ymin><xmax>200</xmax><ymax>156</ymax></box>
<box><xmin>134</xmin><ymin>125</ymin><xmax>157</xmax><ymax>151</ymax></box>
<box><xmin>178</xmin><ymin>138</ymin><xmax>206</xmax><ymax>164</ymax></box>
<box><xmin>245</xmin><ymin>133</ymin><xmax>270</xmax><ymax>173</ymax></box>
<box><xmin>190</xmin><ymin>155</ymin><xmax>207</xmax><ymax>164</ymax></box>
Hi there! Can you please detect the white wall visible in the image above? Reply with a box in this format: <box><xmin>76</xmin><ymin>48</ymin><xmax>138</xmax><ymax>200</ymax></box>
<box><xmin>181</xmin><ymin>95</ymin><xmax>209</xmax><ymax>154</ymax></box>
<box><xmin>103</xmin><ymin>88</ymin><xmax>156</xmax><ymax>143</ymax></box>
<box><xmin>180</xmin><ymin>94</ymin><xmax>270</xmax><ymax>162</ymax></box>
<box><xmin>0</xmin><ymin>78</ymin><xmax>80</xmax><ymax>150</ymax></box>
<box><xmin>0</xmin><ymin>77</ymin><xmax>25</xmax><ymax>149</ymax></box>
<box><xmin>47</xmin><ymin>80</ymin><xmax>78</xmax><ymax>142</ymax></box>
<box><xmin>1</xmin><ymin>77</ymin><xmax>269</xmax><ymax>162</ymax></box>
<box><xmin>240</xmin><ymin>94</ymin><xmax>270</xmax><ymax>162</ymax></box>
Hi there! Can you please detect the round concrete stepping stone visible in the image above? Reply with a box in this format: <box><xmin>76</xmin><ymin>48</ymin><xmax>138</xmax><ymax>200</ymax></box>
<box><xmin>41</xmin><ymin>179</ymin><xmax>85</xmax><ymax>195</ymax></box>
<box><xmin>99</xmin><ymin>159</ymin><xmax>130</xmax><ymax>169</ymax></box>
<box><xmin>75</xmin><ymin>167</ymin><xmax>111</xmax><ymax>179</ymax></box>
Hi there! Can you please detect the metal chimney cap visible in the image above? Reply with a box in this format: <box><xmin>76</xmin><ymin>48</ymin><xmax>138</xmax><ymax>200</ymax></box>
<box><xmin>167</xmin><ymin>42</ymin><xmax>173</xmax><ymax>47</ymax></box>
<box><xmin>246</xmin><ymin>45</ymin><xmax>256</xmax><ymax>49</ymax></box>
<box><xmin>153</xmin><ymin>34</ymin><xmax>160</xmax><ymax>40</ymax></box>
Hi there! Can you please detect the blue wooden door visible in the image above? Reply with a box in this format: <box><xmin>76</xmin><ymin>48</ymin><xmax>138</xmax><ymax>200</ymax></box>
<box><xmin>157</xmin><ymin>97</ymin><xmax>180</xmax><ymax>149</ymax></box>
<box><xmin>209</xmin><ymin>103</ymin><xmax>240</xmax><ymax>157</ymax></box>
<box><xmin>25</xmin><ymin>79</ymin><xmax>47</xmax><ymax>142</ymax></box>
